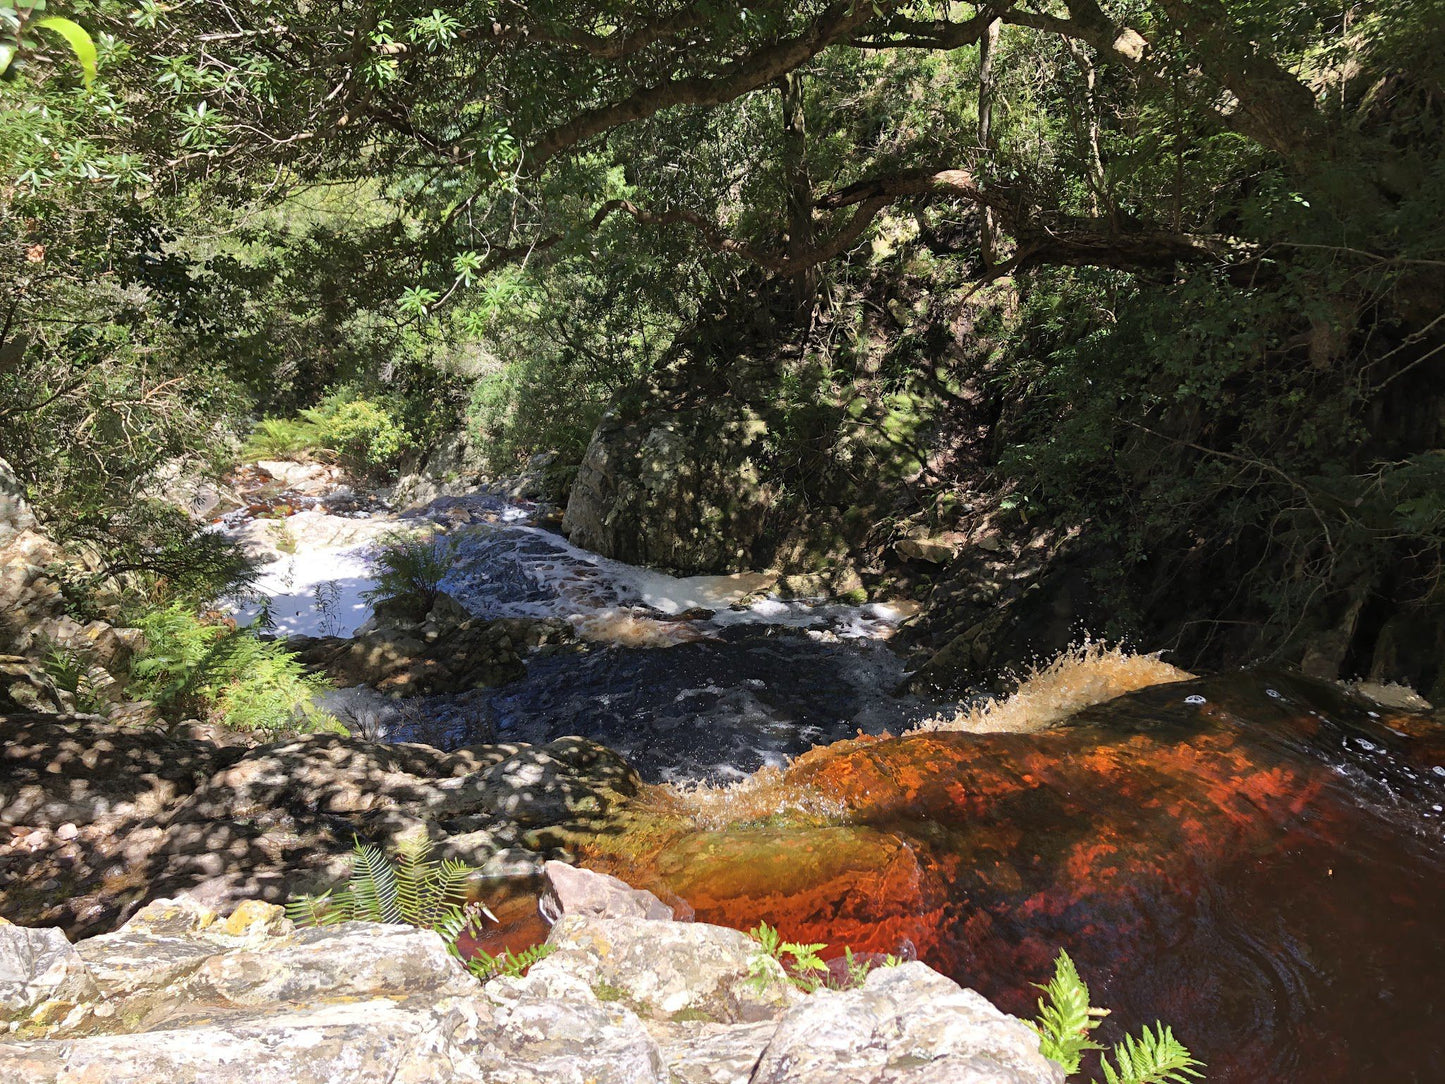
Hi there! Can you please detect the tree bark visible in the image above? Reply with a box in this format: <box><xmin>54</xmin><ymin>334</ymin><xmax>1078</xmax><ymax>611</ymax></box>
<box><xmin>978</xmin><ymin>19</ymin><xmax>1001</xmax><ymax>267</ymax></box>
<box><xmin>780</xmin><ymin>71</ymin><xmax>817</xmax><ymax>320</ymax></box>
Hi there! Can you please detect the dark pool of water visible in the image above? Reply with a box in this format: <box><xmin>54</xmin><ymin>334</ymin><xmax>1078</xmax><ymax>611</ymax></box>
<box><xmin>335</xmin><ymin>626</ymin><xmax>944</xmax><ymax>783</ymax></box>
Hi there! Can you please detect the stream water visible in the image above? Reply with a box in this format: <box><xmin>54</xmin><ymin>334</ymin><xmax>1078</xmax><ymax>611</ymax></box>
<box><xmin>233</xmin><ymin>489</ymin><xmax>1445</xmax><ymax>1084</ymax></box>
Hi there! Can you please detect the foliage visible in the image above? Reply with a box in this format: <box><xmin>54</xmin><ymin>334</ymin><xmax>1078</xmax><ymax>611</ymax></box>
<box><xmin>287</xmin><ymin>836</ymin><xmax>555</xmax><ymax>982</ymax></box>
<box><xmin>1028</xmin><ymin>950</ymin><xmax>1107</xmax><ymax>1074</ymax></box>
<box><xmin>465</xmin><ymin>942</ymin><xmax>557</xmax><ymax>982</ymax></box>
<box><xmin>4</xmin><ymin>0</ymin><xmax>1444</xmax><ymax>688</ymax></box>
<box><xmin>0</xmin><ymin>3</ymin><xmax>97</xmax><ymax>85</ymax></box>
<box><xmin>1029</xmin><ymin>951</ymin><xmax>1203</xmax><ymax>1084</ymax></box>
<box><xmin>363</xmin><ymin>531</ymin><xmax>457</xmax><ymax>616</ymax></box>
<box><xmin>37</xmin><ymin>638</ymin><xmax>108</xmax><ymax>714</ymax></box>
<box><xmin>126</xmin><ymin>603</ymin><xmax>334</xmax><ymax>733</ymax></box>
<box><xmin>287</xmin><ymin>835</ymin><xmax>479</xmax><ymax>933</ymax></box>
<box><xmin>243</xmin><ymin>391</ymin><xmax>417</xmax><ymax>477</ymax></box>
<box><xmin>746</xmin><ymin>921</ymin><xmax>899</xmax><ymax>994</ymax></box>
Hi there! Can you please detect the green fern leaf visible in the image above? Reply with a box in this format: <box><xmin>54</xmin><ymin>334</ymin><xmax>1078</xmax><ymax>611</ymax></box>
<box><xmin>1028</xmin><ymin>950</ymin><xmax>1105</xmax><ymax>1074</ymax></box>
<box><xmin>1095</xmin><ymin>1022</ymin><xmax>1204</xmax><ymax>1084</ymax></box>
<box><xmin>349</xmin><ymin>840</ymin><xmax>402</xmax><ymax>923</ymax></box>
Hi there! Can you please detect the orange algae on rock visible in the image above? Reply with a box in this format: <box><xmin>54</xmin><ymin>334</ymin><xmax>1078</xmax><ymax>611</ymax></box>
<box><xmin>591</xmin><ymin>669</ymin><xmax>1445</xmax><ymax>1083</ymax></box>
<box><xmin>649</xmin><ymin>824</ymin><xmax>951</xmax><ymax>963</ymax></box>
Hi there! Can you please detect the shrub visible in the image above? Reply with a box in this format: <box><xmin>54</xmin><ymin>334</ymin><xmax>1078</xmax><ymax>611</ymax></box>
<box><xmin>126</xmin><ymin>603</ymin><xmax>335</xmax><ymax>734</ymax></box>
<box><xmin>363</xmin><ymin>531</ymin><xmax>457</xmax><ymax>617</ymax></box>
<box><xmin>241</xmin><ymin>391</ymin><xmax>416</xmax><ymax>477</ymax></box>
<box><xmin>242</xmin><ymin>417</ymin><xmax>320</xmax><ymax>462</ymax></box>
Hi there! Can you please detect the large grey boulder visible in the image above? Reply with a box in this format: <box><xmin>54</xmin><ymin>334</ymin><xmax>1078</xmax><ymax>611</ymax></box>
<box><xmin>1</xmin><ymin>998</ymin><xmax>487</xmax><ymax>1084</ymax></box>
<box><xmin>0</xmin><ymin>899</ymin><xmax>1061</xmax><ymax>1084</ymax></box>
<box><xmin>538</xmin><ymin>913</ymin><xmax>796</xmax><ymax>1023</ymax></box>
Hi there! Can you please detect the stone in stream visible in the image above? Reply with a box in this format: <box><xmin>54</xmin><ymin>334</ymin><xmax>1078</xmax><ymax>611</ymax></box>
<box><xmin>0</xmin><ymin>898</ymin><xmax>1062</xmax><ymax>1084</ymax></box>
<box><xmin>539</xmin><ymin>860</ymin><xmax>676</xmax><ymax>923</ymax></box>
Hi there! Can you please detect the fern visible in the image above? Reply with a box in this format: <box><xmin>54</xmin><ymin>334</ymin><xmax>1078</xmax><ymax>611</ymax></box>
<box><xmin>127</xmin><ymin>602</ymin><xmax>335</xmax><ymax>734</ymax></box>
<box><xmin>1029</xmin><ymin>950</ymin><xmax>1107</xmax><ymax>1073</ymax></box>
<box><xmin>363</xmin><ymin>531</ymin><xmax>457</xmax><ymax>615</ymax></box>
<box><xmin>1029</xmin><ymin>951</ymin><xmax>1205</xmax><ymax>1084</ymax></box>
<box><xmin>746</xmin><ymin>921</ymin><xmax>833</xmax><ymax>992</ymax></box>
<box><xmin>467</xmin><ymin>942</ymin><xmax>556</xmax><ymax>981</ymax></box>
<box><xmin>1097</xmin><ymin>1023</ymin><xmax>1204</xmax><ymax>1084</ymax></box>
<box><xmin>287</xmin><ymin>837</ymin><xmax>560</xmax><ymax>983</ymax></box>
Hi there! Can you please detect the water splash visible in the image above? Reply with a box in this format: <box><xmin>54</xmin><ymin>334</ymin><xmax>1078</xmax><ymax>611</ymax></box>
<box><xmin>918</xmin><ymin>640</ymin><xmax>1193</xmax><ymax>734</ymax></box>
<box><xmin>647</xmin><ymin>765</ymin><xmax>847</xmax><ymax>831</ymax></box>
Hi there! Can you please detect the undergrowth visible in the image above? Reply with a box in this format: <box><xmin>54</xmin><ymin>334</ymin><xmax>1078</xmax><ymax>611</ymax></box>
<box><xmin>127</xmin><ymin>603</ymin><xmax>336</xmax><ymax>734</ymax></box>
<box><xmin>363</xmin><ymin>531</ymin><xmax>457</xmax><ymax>617</ymax></box>
<box><xmin>746</xmin><ymin>921</ymin><xmax>902</xmax><ymax>994</ymax></box>
<box><xmin>1030</xmin><ymin>950</ymin><xmax>1203</xmax><ymax>1084</ymax></box>
<box><xmin>287</xmin><ymin>837</ymin><xmax>554</xmax><ymax>982</ymax></box>
<box><xmin>242</xmin><ymin>391</ymin><xmax>415</xmax><ymax>477</ymax></box>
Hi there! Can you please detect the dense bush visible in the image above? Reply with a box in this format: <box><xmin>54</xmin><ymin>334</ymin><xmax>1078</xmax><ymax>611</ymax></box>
<box><xmin>243</xmin><ymin>391</ymin><xmax>417</xmax><ymax>477</ymax></box>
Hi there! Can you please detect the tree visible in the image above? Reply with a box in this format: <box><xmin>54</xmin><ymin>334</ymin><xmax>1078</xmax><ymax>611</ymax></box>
<box><xmin>66</xmin><ymin>1</ymin><xmax>1437</xmax><ymax>290</ymax></box>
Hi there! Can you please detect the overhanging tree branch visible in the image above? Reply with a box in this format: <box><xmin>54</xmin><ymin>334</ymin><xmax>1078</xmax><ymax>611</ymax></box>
<box><xmin>522</xmin><ymin>0</ymin><xmax>894</xmax><ymax>172</ymax></box>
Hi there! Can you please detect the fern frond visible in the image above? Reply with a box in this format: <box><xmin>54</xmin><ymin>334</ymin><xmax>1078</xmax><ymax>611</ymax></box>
<box><xmin>286</xmin><ymin>891</ymin><xmax>346</xmax><ymax>927</ymax></box>
<box><xmin>392</xmin><ymin>834</ymin><xmax>433</xmax><ymax>925</ymax></box>
<box><xmin>1096</xmin><ymin>1022</ymin><xmax>1203</xmax><ymax>1084</ymax></box>
<box><xmin>348</xmin><ymin>840</ymin><xmax>402</xmax><ymax>923</ymax></box>
<box><xmin>1028</xmin><ymin>950</ymin><xmax>1106</xmax><ymax>1074</ymax></box>
<box><xmin>467</xmin><ymin>942</ymin><xmax>556</xmax><ymax>980</ymax></box>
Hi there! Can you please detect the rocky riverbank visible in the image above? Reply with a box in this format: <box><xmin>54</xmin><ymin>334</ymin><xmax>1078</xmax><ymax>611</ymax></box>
<box><xmin>0</xmin><ymin>713</ymin><xmax>641</xmax><ymax>938</ymax></box>
<box><xmin>0</xmin><ymin>867</ymin><xmax>1062</xmax><ymax>1084</ymax></box>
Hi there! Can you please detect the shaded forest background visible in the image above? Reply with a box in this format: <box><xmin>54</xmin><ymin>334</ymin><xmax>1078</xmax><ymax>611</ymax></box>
<box><xmin>3</xmin><ymin>0</ymin><xmax>1443</xmax><ymax>694</ymax></box>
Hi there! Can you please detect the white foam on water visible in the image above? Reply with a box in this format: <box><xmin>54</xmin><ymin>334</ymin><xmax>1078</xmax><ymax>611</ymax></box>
<box><xmin>224</xmin><ymin>494</ymin><xmax>909</xmax><ymax>646</ymax></box>
<box><xmin>229</xmin><ymin>544</ymin><xmax>376</xmax><ymax>637</ymax></box>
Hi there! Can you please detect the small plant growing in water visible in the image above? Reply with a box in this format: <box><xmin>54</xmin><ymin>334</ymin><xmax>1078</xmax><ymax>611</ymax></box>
<box><xmin>287</xmin><ymin>837</ymin><xmax>553</xmax><ymax>982</ymax></box>
<box><xmin>1029</xmin><ymin>950</ymin><xmax>1203</xmax><ymax>1084</ymax></box>
<box><xmin>364</xmin><ymin>531</ymin><xmax>457</xmax><ymax>617</ymax></box>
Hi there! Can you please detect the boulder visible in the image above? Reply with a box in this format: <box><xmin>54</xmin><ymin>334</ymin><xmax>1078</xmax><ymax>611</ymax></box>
<box><xmin>0</xmin><ymin>716</ymin><xmax>643</xmax><ymax>938</ymax></box>
<box><xmin>539</xmin><ymin>861</ymin><xmax>674</xmax><ymax>923</ymax></box>
<box><xmin>539</xmin><ymin>914</ymin><xmax>794</xmax><ymax>1023</ymax></box>
<box><xmin>750</xmin><ymin>962</ymin><xmax>1063</xmax><ymax>1083</ymax></box>
<box><xmin>0</xmin><ymin>918</ymin><xmax>99</xmax><ymax>1027</ymax></box>
<box><xmin>0</xmin><ymin>998</ymin><xmax>489</xmax><ymax>1084</ymax></box>
<box><xmin>0</xmin><ymin>460</ymin><xmax>36</xmax><ymax>554</ymax></box>
<box><xmin>289</xmin><ymin>613</ymin><xmax>561</xmax><ymax>695</ymax></box>
<box><xmin>0</xmin><ymin>896</ymin><xmax>1060</xmax><ymax>1084</ymax></box>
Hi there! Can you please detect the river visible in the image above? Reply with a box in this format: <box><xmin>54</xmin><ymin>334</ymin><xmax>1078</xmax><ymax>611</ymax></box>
<box><xmin>230</xmin><ymin>485</ymin><xmax>1445</xmax><ymax>1083</ymax></box>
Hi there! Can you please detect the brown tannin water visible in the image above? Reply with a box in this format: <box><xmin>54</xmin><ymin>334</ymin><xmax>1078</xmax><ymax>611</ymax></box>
<box><xmin>597</xmin><ymin>671</ymin><xmax>1445</xmax><ymax>1083</ymax></box>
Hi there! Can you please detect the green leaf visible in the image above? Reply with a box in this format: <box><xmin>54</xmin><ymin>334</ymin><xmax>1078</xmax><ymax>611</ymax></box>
<box><xmin>0</xmin><ymin>42</ymin><xmax>14</xmax><ymax>75</ymax></box>
<box><xmin>1028</xmin><ymin>951</ymin><xmax>1105</xmax><ymax>1074</ymax></box>
<box><xmin>34</xmin><ymin>15</ymin><xmax>96</xmax><ymax>85</ymax></box>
